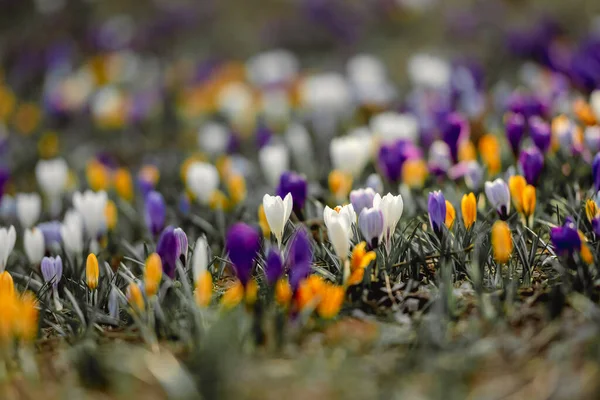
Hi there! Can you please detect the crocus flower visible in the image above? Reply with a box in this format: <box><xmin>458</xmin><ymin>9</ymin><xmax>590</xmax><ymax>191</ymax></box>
<box><xmin>365</xmin><ymin>173</ymin><xmax>383</xmax><ymax>193</ymax></box>
<box><xmin>24</xmin><ymin>228</ymin><xmax>45</xmax><ymax>265</ymax></box>
<box><xmin>491</xmin><ymin>221</ymin><xmax>512</xmax><ymax>264</ymax></box>
<box><xmin>428</xmin><ymin>141</ymin><xmax>453</xmax><ymax>176</ymax></box>
<box><xmin>262</xmin><ymin>193</ymin><xmax>293</xmax><ymax>248</ymax></box>
<box><xmin>464</xmin><ymin>161</ymin><xmax>484</xmax><ymax>190</ymax></box>
<box><xmin>350</xmin><ymin>188</ymin><xmax>376</xmax><ymax>214</ymax></box>
<box><xmin>156</xmin><ymin>227</ymin><xmax>180</xmax><ymax>279</ymax></box>
<box><xmin>145</xmin><ymin>191</ymin><xmax>166</xmax><ymax>237</ymax></box>
<box><xmin>371</xmin><ymin>112</ymin><xmax>419</xmax><ymax>144</ymax></box>
<box><xmin>72</xmin><ymin>190</ymin><xmax>108</xmax><ymax>239</ymax></box>
<box><xmin>485</xmin><ymin>178</ymin><xmax>511</xmax><ymax>220</ymax></box>
<box><xmin>108</xmin><ymin>287</ymin><xmax>119</xmax><ymax>319</ymax></box>
<box><xmin>442</xmin><ymin>112</ymin><xmax>468</xmax><ymax>162</ymax></box>
<box><xmin>550</xmin><ymin>218</ymin><xmax>581</xmax><ymax>256</ymax></box>
<box><xmin>428</xmin><ymin>191</ymin><xmax>446</xmax><ymax>236</ymax></box>
<box><xmin>265</xmin><ymin>248</ymin><xmax>283</xmax><ymax>285</ymax></box>
<box><xmin>445</xmin><ymin>201</ymin><xmax>456</xmax><ymax>230</ymax></box>
<box><xmin>522</xmin><ymin>185</ymin><xmax>536</xmax><ymax>218</ymax></box>
<box><xmin>192</xmin><ymin>235</ymin><xmax>213</xmax><ymax>307</ymax></box>
<box><xmin>86</xmin><ymin>253</ymin><xmax>99</xmax><ymax>291</ymax></box>
<box><xmin>324</xmin><ymin>208</ymin><xmax>352</xmax><ymax>263</ymax></box>
<box><xmin>16</xmin><ymin>193</ymin><xmax>41</xmax><ymax>229</ymax></box>
<box><xmin>519</xmin><ymin>147</ymin><xmax>544</xmax><ymax>185</ymax></box>
<box><xmin>276</xmin><ymin>171</ymin><xmax>307</xmax><ymax>214</ymax></box>
<box><xmin>330</xmin><ymin>134</ymin><xmax>373</xmax><ymax>178</ymax></box>
<box><xmin>585</xmin><ymin>199</ymin><xmax>599</xmax><ymax>223</ymax></box>
<box><xmin>348</xmin><ymin>242</ymin><xmax>376</xmax><ymax>286</ymax></box>
<box><xmin>37</xmin><ymin>221</ymin><xmax>62</xmax><ymax>248</ymax></box>
<box><xmin>144</xmin><ymin>253</ymin><xmax>162</xmax><ymax>297</ymax></box>
<box><xmin>0</xmin><ymin>225</ymin><xmax>15</xmax><ymax>272</ymax></box>
<box><xmin>328</xmin><ymin>170</ymin><xmax>353</xmax><ymax>202</ymax></box>
<box><xmin>505</xmin><ymin>112</ymin><xmax>525</xmax><ymax>156</ymax></box>
<box><xmin>508</xmin><ymin>175</ymin><xmax>527</xmax><ymax>214</ymax></box>
<box><xmin>35</xmin><ymin>158</ymin><xmax>68</xmax><ymax>216</ymax></box>
<box><xmin>323</xmin><ymin>204</ymin><xmax>356</xmax><ymax>228</ymax></box>
<box><xmin>41</xmin><ymin>256</ymin><xmax>63</xmax><ymax>288</ymax></box>
<box><xmin>169</xmin><ymin>228</ymin><xmax>185</xmax><ymax>265</ymax></box>
<box><xmin>372</xmin><ymin>193</ymin><xmax>403</xmax><ymax>245</ymax></box>
<box><xmin>529</xmin><ymin>116</ymin><xmax>551</xmax><ymax>152</ymax></box>
<box><xmin>593</xmin><ymin>153</ymin><xmax>600</xmax><ymax>192</ymax></box>
<box><xmin>0</xmin><ymin>167</ymin><xmax>9</xmax><ymax>201</ymax></box>
<box><xmin>287</xmin><ymin>228</ymin><xmax>312</xmax><ymax>291</ymax></box>
<box><xmin>137</xmin><ymin>165</ymin><xmax>160</xmax><ymax>198</ymax></box>
<box><xmin>226</xmin><ymin>223</ymin><xmax>261</xmax><ymax>286</ymax></box>
<box><xmin>259</xmin><ymin>142</ymin><xmax>289</xmax><ymax>187</ymax></box>
<box><xmin>358</xmin><ymin>207</ymin><xmax>384</xmax><ymax>248</ymax></box>
<box><xmin>185</xmin><ymin>161</ymin><xmax>219</xmax><ymax>204</ymax></box>
<box><xmin>378</xmin><ymin>140</ymin><xmax>422</xmax><ymax>182</ymax></box>
<box><xmin>61</xmin><ymin>210</ymin><xmax>83</xmax><ymax>257</ymax></box>
<box><xmin>461</xmin><ymin>193</ymin><xmax>477</xmax><ymax>229</ymax></box>
<box><xmin>584</xmin><ymin>126</ymin><xmax>600</xmax><ymax>154</ymax></box>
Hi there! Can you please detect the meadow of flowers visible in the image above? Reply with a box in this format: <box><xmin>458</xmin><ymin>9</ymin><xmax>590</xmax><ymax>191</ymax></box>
<box><xmin>2</xmin><ymin>0</ymin><xmax>600</xmax><ymax>399</ymax></box>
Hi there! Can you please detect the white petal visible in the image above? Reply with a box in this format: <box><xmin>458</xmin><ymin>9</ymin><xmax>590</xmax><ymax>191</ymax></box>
<box><xmin>192</xmin><ymin>236</ymin><xmax>208</xmax><ymax>282</ymax></box>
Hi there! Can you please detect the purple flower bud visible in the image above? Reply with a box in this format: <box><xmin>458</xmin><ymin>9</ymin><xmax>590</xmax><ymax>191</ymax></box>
<box><xmin>38</xmin><ymin>221</ymin><xmax>63</xmax><ymax>247</ymax></box>
<box><xmin>428</xmin><ymin>191</ymin><xmax>446</xmax><ymax>235</ymax></box>
<box><xmin>226</xmin><ymin>223</ymin><xmax>261</xmax><ymax>286</ymax></box>
<box><xmin>137</xmin><ymin>175</ymin><xmax>156</xmax><ymax>198</ymax></box>
<box><xmin>593</xmin><ymin>217</ymin><xmax>600</xmax><ymax>236</ymax></box>
<box><xmin>442</xmin><ymin>112</ymin><xmax>469</xmax><ymax>162</ymax></box>
<box><xmin>593</xmin><ymin>153</ymin><xmax>600</xmax><ymax>193</ymax></box>
<box><xmin>156</xmin><ymin>226</ymin><xmax>179</xmax><ymax>279</ymax></box>
<box><xmin>358</xmin><ymin>207</ymin><xmax>384</xmax><ymax>248</ymax></box>
<box><xmin>145</xmin><ymin>191</ymin><xmax>166</xmax><ymax>237</ymax></box>
<box><xmin>378</xmin><ymin>140</ymin><xmax>422</xmax><ymax>182</ymax></box>
<box><xmin>529</xmin><ymin>116</ymin><xmax>551</xmax><ymax>153</ymax></box>
<box><xmin>41</xmin><ymin>256</ymin><xmax>63</xmax><ymax>287</ymax></box>
<box><xmin>485</xmin><ymin>178</ymin><xmax>511</xmax><ymax>220</ymax></box>
<box><xmin>174</xmin><ymin>227</ymin><xmax>188</xmax><ymax>262</ymax></box>
<box><xmin>365</xmin><ymin>173</ymin><xmax>383</xmax><ymax>194</ymax></box>
<box><xmin>276</xmin><ymin>171</ymin><xmax>307</xmax><ymax>214</ymax></box>
<box><xmin>287</xmin><ymin>227</ymin><xmax>312</xmax><ymax>292</ymax></box>
<box><xmin>519</xmin><ymin>147</ymin><xmax>544</xmax><ymax>185</ymax></box>
<box><xmin>550</xmin><ymin>218</ymin><xmax>581</xmax><ymax>255</ymax></box>
<box><xmin>264</xmin><ymin>248</ymin><xmax>283</xmax><ymax>285</ymax></box>
<box><xmin>350</xmin><ymin>188</ymin><xmax>376</xmax><ymax>214</ymax></box>
<box><xmin>0</xmin><ymin>167</ymin><xmax>10</xmax><ymax>201</ymax></box>
<box><xmin>505</xmin><ymin>112</ymin><xmax>525</xmax><ymax>156</ymax></box>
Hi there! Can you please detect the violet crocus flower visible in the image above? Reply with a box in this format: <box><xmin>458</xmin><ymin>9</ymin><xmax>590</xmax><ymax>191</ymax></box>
<box><xmin>519</xmin><ymin>147</ymin><xmax>544</xmax><ymax>185</ymax></box>
<box><xmin>287</xmin><ymin>227</ymin><xmax>312</xmax><ymax>292</ymax></box>
<box><xmin>145</xmin><ymin>191</ymin><xmax>166</xmax><ymax>237</ymax></box>
<box><xmin>174</xmin><ymin>227</ymin><xmax>188</xmax><ymax>263</ymax></box>
<box><xmin>38</xmin><ymin>221</ymin><xmax>63</xmax><ymax>248</ymax></box>
<box><xmin>358</xmin><ymin>207</ymin><xmax>384</xmax><ymax>248</ymax></box>
<box><xmin>256</xmin><ymin>123</ymin><xmax>273</xmax><ymax>148</ymax></box>
<box><xmin>0</xmin><ymin>167</ymin><xmax>9</xmax><ymax>201</ymax></box>
<box><xmin>276</xmin><ymin>171</ymin><xmax>307</xmax><ymax>214</ymax></box>
<box><xmin>593</xmin><ymin>153</ymin><xmax>600</xmax><ymax>192</ymax></box>
<box><xmin>593</xmin><ymin>217</ymin><xmax>600</xmax><ymax>236</ymax></box>
<box><xmin>365</xmin><ymin>174</ymin><xmax>383</xmax><ymax>194</ymax></box>
<box><xmin>428</xmin><ymin>191</ymin><xmax>446</xmax><ymax>236</ymax></box>
<box><xmin>378</xmin><ymin>140</ymin><xmax>422</xmax><ymax>182</ymax></box>
<box><xmin>529</xmin><ymin>116</ymin><xmax>551</xmax><ymax>152</ymax></box>
<box><xmin>442</xmin><ymin>113</ymin><xmax>468</xmax><ymax>162</ymax></box>
<box><xmin>550</xmin><ymin>218</ymin><xmax>581</xmax><ymax>255</ymax></box>
<box><xmin>264</xmin><ymin>247</ymin><xmax>283</xmax><ymax>285</ymax></box>
<box><xmin>350</xmin><ymin>188</ymin><xmax>376</xmax><ymax>214</ymax></box>
<box><xmin>41</xmin><ymin>256</ymin><xmax>63</xmax><ymax>287</ymax></box>
<box><xmin>137</xmin><ymin>174</ymin><xmax>156</xmax><ymax>198</ymax></box>
<box><xmin>156</xmin><ymin>226</ymin><xmax>179</xmax><ymax>279</ymax></box>
<box><xmin>505</xmin><ymin>112</ymin><xmax>525</xmax><ymax>156</ymax></box>
<box><xmin>226</xmin><ymin>223</ymin><xmax>261</xmax><ymax>286</ymax></box>
<box><xmin>485</xmin><ymin>178</ymin><xmax>511</xmax><ymax>220</ymax></box>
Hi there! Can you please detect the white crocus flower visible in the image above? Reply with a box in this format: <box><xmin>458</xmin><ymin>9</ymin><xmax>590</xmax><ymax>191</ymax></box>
<box><xmin>373</xmin><ymin>193</ymin><xmax>404</xmax><ymax>245</ymax></box>
<box><xmin>325</xmin><ymin>212</ymin><xmax>353</xmax><ymax>266</ymax></box>
<box><xmin>262</xmin><ymin>193</ymin><xmax>293</xmax><ymax>248</ymax></box>
<box><xmin>407</xmin><ymin>54</ymin><xmax>451</xmax><ymax>89</ymax></box>
<box><xmin>259</xmin><ymin>142</ymin><xmax>289</xmax><ymax>187</ymax></box>
<box><xmin>217</xmin><ymin>81</ymin><xmax>253</xmax><ymax>124</ymax></box>
<box><xmin>330</xmin><ymin>129</ymin><xmax>373</xmax><ymax>177</ymax></box>
<box><xmin>246</xmin><ymin>49</ymin><xmax>298</xmax><ymax>88</ymax></box>
<box><xmin>61</xmin><ymin>209</ymin><xmax>84</xmax><ymax>257</ymax></box>
<box><xmin>24</xmin><ymin>227</ymin><xmax>45</xmax><ymax>264</ymax></box>
<box><xmin>192</xmin><ymin>236</ymin><xmax>209</xmax><ymax>283</ymax></box>
<box><xmin>370</xmin><ymin>112</ymin><xmax>419</xmax><ymax>144</ymax></box>
<box><xmin>300</xmin><ymin>72</ymin><xmax>351</xmax><ymax>115</ymax></box>
<box><xmin>285</xmin><ymin>123</ymin><xmax>315</xmax><ymax>178</ymax></box>
<box><xmin>323</xmin><ymin>204</ymin><xmax>356</xmax><ymax>229</ymax></box>
<box><xmin>16</xmin><ymin>193</ymin><xmax>42</xmax><ymax>229</ymax></box>
<box><xmin>185</xmin><ymin>162</ymin><xmax>219</xmax><ymax>204</ymax></box>
<box><xmin>35</xmin><ymin>158</ymin><xmax>68</xmax><ymax>216</ymax></box>
<box><xmin>0</xmin><ymin>225</ymin><xmax>16</xmax><ymax>272</ymax></box>
<box><xmin>197</xmin><ymin>122</ymin><xmax>229</xmax><ymax>156</ymax></box>
<box><xmin>72</xmin><ymin>190</ymin><xmax>108</xmax><ymax>240</ymax></box>
<box><xmin>347</xmin><ymin>54</ymin><xmax>396</xmax><ymax>106</ymax></box>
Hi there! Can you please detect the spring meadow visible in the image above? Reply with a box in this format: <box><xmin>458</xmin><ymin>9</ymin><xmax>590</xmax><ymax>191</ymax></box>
<box><xmin>2</xmin><ymin>0</ymin><xmax>600</xmax><ymax>398</ymax></box>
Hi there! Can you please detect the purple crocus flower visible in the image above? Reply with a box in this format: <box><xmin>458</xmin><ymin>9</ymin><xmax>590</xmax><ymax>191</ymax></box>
<box><xmin>178</xmin><ymin>193</ymin><xmax>190</xmax><ymax>216</ymax></box>
<box><xmin>485</xmin><ymin>178</ymin><xmax>511</xmax><ymax>220</ymax></box>
<box><xmin>529</xmin><ymin>116</ymin><xmax>551</xmax><ymax>153</ymax></box>
<box><xmin>592</xmin><ymin>217</ymin><xmax>600</xmax><ymax>236</ymax></box>
<box><xmin>264</xmin><ymin>247</ymin><xmax>283</xmax><ymax>285</ymax></box>
<box><xmin>156</xmin><ymin>226</ymin><xmax>179</xmax><ymax>279</ymax></box>
<box><xmin>256</xmin><ymin>123</ymin><xmax>273</xmax><ymax>149</ymax></box>
<box><xmin>505</xmin><ymin>112</ymin><xmax>525</xmax><ymax>156</ymax></box>
<box><xmin>550</xmin><ymin>218</ymin><xmax>581</xmax><ymax>256</ymax></box>
<box><xmin>365</xmin><ymin>174</ymin><xmax>383</xmax><ymax>194</ymax></box>
<box><xmin>428</xmin><ymin>141</ymin><xmax>453</xmax><ymax>176</ymax></box>
<box><xmin>428</xmin><ymin>191</ymin><xmax>446</xmax><ymax>236</ymax></box>
<box><xmin>593</xmin><ymin>153</ymin><xmax>600</xmax><ymax>193</ymax></box>
<box><xmin>174</xmin><ymin>227</ymin><xmax>188</xmax><ymax>263</ymax></box>
<box><xmin>378</xmin><ymin>140</ymin><xmax>422</xmax><ymax>182</ymax></box>
<box><xmin>519</xmin><ymin>147</ymin><xmax>544</xmax><ymax>185</ymax></box>
<box><xmin>350</xmin><ymin>188</ymin><xmax>376</xmax><ymax>214</ymax></box>
<box><xmin>226</xmin><ymin>223</ymin><xmax>261</xmax><ymax>286</ymax></box>
<box><xmin>358</xmin><ymin>207</ymin><xmax>384</xmax><ymax>248</ymax></box>
<box><xmin>277</xmin><ymin>171</ymin><xmax>307</xmax><ymax>214</ymax></box>
<box><xmin>287</xmin><ymin>227</ymin><xmax>312</xmax><ymax>292</ymax></box>
<box><xmin>442</xmin><ymin>113</ymin><xmax>468</xmax><ymax>162</ymax></box>
<box><xmin>145</xmin><ymin>191</ymin><xmax>166</xmax><ymax>237</ymax></box>
<box><xmin>38</xmin><ymin>221</ymin><xmax>63</xmax><ymax>247</ymax></box>
<box><xmin>41</xmin><ymin>256</ymin><xmax>63</xmax><ymax>288</ymax></box>
<box><xmin>0</xmin><ymin>167</ymin><xmax>10</xmax><ymax>200</ymax></box>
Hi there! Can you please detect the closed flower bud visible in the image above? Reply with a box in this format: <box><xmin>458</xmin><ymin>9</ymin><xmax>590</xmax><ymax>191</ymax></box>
<box><xmin>550</xmin><ymin>218</ymin><xmax>581</xmax><ymax>255</ymax></box>
<box><xmin>0</xmin><ymin>271</ymin><xmax>14</xmax><ymax>297</ymax></box>
<box><xmin>86</xmin><ymin>253</ymin><xmax>99</xmax><ymax>291</ymax></box>
<box><xmin>0</xmin><ymin>225</ymin><xmax>16</xmax><ymax>271</ymax></box>
<box><xmin>372</xmin><ymin>193</ymin><xmax>403</xmax><ymax>244</ymax></box>
<box><xmin>16</xmin><ymin>291</ymin><xmax>38</xmax><ymax>342</ymax></box>
<box><xmin>262</xmin><ymin>193</ymin><xmax>293</xmax><ymax>249</ymax></box>
<box><xmin>491</xmin><ymin>221</ymin><xmax>512</xmax><ymax>264</ymax></box>
<box><xmin>519</xmin><ymin>147</ymin><xmax>544</xmax><ymax>185</ymax></box>
<box><xmin>328</xmin><ymin>170</ymin><xmax>353</xmax><ymax>201</ymax></box>
<box><xmin>428</xmin><ymin>191</ymin><xmax>446</xmax><ymax>236</ymax></box>
<box><xmin>105</xmin><ymin>200</ymin><xmax>118</xmax><ymax>231</ymax></box>
<box><xmin>24</xmin><ymin>227</ymin><xmax>45</xmax><ymax>265</ymax></box>
<box><xmin>522</xmin><ymin>185</ymin><xmax>536</xmax><ymax>218</ymax></box>
<box><xmin>508</xmin><ymin>175</ymin><xmax>527</xmax><ymax>214</ymax></box>
<box><xmin>144</xmin><ymin>191</ymin><xmax>166</xmax><ymax>237</ymax></box>
<box><xmin>445</xmin><ymin>200</ymin><xmax>456</xmax><ymax>230</ymax></box>
<box><xmin>259</xmin><ymin>142</ymin><xmax>289</xmax><ymax>188</ymax></box>
<box><xmin>358</xmin><ymin>207</ymin><xmax>384</xmax><ymax>248</ymax></box>
<box><xmin>461</xmin><ymin>193</ymin><xmax>477</xmax><ymax>229</ymax></box>
<box><xmin>156</xmin><ymin>227</ymin><xmax>179</xmax><ymax>279</ymax></box>
<box><xmin>478</xmin><ymin>134</ymin><xmax>501</xmax><ymax>175</ymax></box>
<box><xmin>593</xmin><ymin>153</ymin><xmax>600</xmax><ymax>193</ymax></box>
<box><xmin>505</xmin><ymin>112</ymin><xmax>525</xmax><ymax>156</ymax></box>
<box><xmin>127</xmin><ymin>282</ymin><xmax>145</xmax><ymax>312</ymax></box>
<box><xmin>114</xmin><ymin>168</ymin><xmax>134</xmax><ymax>202</ymax></box>
<box><xmin>86</xmin><ymin>160</ymin><xmax>111</xmax><ymax>191</ymax></box>
<box><xmin>226</xmin><ymin>223</ymin><xmax>261</xmax><ymax>286</ymax></box>
<box><xmin>186</xmin><ymin>161</ymin><xmax>219</xmax><ymax>204</ymax></box>
<box><xmin>529</xmin><ymin>116</ymin><xmax>551</xmax><ymax>152</ymax></box>
<box><xmin>585</xmin><ymin>199</ymin><xmax>599</xmax><ymax>223</ymax></box>
<box><xmin>16</xmin><ymin>193</ymin><xmax>41</xmax><ymax>229</ymax></box>
<box><xmin>485</xmin><ymin>178</ymin><xmax>510</xmax><ymax>220</ymax></box>
<box><xmin>72</xmin><ymin>190</ymin><xmax>108</xmax><ymax>240</ymax></box>
<box><xmin>349</xmin><ymin>188</ymin><xmax>376</xmax><ymax>214</ymax></box>
<box><xmin>277</xmin><ymin>171</ymin><xmax>307</xmax><ymax>214</ymax></box>
<box><xmin>144</xmin><ymin>253</ymin><xmax>163</xmax><ymax>297</ymax></box>
<box><xmin>41</xmin><ymin>256</ymin><xmax>63</xmax><ymax>287</ymax></box>
<box><xmin>195</xmin><ymin>270</ymin><xmax>213</xmax><ymax>307</ymax></box>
